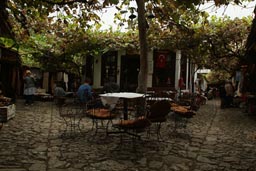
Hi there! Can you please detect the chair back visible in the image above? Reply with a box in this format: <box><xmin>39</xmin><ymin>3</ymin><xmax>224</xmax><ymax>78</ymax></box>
<box><xmin>148</xmin><ymin>100</ymin><xmax>171</xmax><ymax>119</ymax></box>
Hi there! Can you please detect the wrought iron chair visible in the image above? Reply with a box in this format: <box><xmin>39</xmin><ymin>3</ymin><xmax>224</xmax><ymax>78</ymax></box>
<box><xmin>146</xmin><ymin>100</ymin><xmax>171</xmax><ymax>140</ymax></box>
<box><xmin>113</xmin><ymin>116</ymin><xmax>151</xmax><ymax>148</ymax></box>
<box><xmin>86</xmin><ymin>98</ymin><xmax>117</xmax><ymax>136</ymax></box>
<box><xmin>55</xmin><ymin>97</ymin><xmax>87</xmax><ymax>137</ymax></box>
<box><xmin>112</xmin><ymin>98</ymin><xmax>151</xmax><ymax>146</ymax></box>
<box><xmin>170</xmin><ymin>102</ymin><xmax>195</xmax><ymax>135</ymax></box>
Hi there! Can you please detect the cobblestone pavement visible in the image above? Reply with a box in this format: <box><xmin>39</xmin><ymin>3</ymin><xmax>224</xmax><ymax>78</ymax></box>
<box><xmin>0</xmin><ymin>99</ymin><xmax>256</xmax><ymax>171</ymax></box>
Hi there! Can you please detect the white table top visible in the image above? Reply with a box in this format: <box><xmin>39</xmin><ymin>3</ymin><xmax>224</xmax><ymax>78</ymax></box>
<box><xmin>99</xmin><ymin>92</ymin><xmax>145</xmax><ymax>99</ymax></box>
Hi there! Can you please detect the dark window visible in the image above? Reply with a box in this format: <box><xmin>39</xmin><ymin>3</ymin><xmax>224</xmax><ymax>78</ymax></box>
<box><xmin>120</xmin><ymin>54</ymin><xmax>140</xmax><ymax>92</ymax></box>
<box><xmin>101</xmin><ymin>51</ymin><xmax>118</xmax><ymax>86</ymax></box>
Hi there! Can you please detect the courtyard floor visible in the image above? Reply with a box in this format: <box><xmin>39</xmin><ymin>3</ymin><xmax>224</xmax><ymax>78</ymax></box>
<box><xmin>0</xmin><ymin>98</ymin><xmax>256</xmax><ymax>171</ymax></box>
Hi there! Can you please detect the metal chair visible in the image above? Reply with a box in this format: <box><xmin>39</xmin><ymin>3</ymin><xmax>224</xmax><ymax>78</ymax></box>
<box><xmin>56</xmin><ymin>97</ymin><xmax>87</xmax><ymax>137</ymax></box>
<box><xmin>146</xmin><ymin>100</ymin><xmax>171</xmax><ymax>140</ymax></box>
<box><xmin>170</xmin><ymin>102</ymin><xmax>195</xmax><ymax>135</ymax></box>
<box><xmin>86</xmin><ymin>98</ymin><xmax>117</xmax><ymax>136</ymax></box>
<box><xmin>113</xmin><ymin>116</ymin><xmax>151</xmax><ymax>148</ymax></box>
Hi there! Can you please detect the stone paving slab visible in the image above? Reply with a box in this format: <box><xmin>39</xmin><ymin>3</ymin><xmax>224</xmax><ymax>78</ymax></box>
<box><xmin>0</xmin><ymin>99</ymin><xmax>256</xmax><ymax>171</ymax></box>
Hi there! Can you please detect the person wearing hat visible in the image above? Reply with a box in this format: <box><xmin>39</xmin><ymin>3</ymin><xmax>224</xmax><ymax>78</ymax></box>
<box><xmin>23</xmin><ymin>70</ymin><xmax>36</xmax><ymax>105</ymax></box>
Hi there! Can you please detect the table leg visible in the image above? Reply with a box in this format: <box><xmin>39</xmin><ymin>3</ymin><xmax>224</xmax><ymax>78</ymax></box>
<box><xmin>123</xmin><ymin>99</ymin><xmax>128</xmax><ymax>120</ymax></box>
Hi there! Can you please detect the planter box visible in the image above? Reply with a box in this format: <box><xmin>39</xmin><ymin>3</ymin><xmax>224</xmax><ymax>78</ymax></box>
<box><xmin>0</xmin><ymin>104</ymin><xmax>16</xmax><ymax>122</ymax></box>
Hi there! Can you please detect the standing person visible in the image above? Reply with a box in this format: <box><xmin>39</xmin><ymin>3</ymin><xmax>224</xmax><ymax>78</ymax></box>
<box><xmin>225</xmin><ymin>80</ymin><xmax>234</xmax><ymax>107</ymax></box>
<box><xmin>23</xmin><ymin>70</ymin><xmax>36</xmax><ymax>105</ymax></box>
<box><xmin>76</xmin><ymin>78</ymin><xmax>92</xmax><ymax>103</ymax></box>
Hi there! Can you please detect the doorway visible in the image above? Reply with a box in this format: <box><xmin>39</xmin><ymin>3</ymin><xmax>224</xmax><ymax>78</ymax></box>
<box><xmin>120</xmin><ymin>54</ymin><xmax>140</xmax><ymax>92</ymax></box>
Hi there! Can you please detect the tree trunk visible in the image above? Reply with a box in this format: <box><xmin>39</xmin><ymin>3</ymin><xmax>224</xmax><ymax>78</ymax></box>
<box><xmin>136</xmin><ymin>0</ymin><xmax>148</xmax><ymax>93</ymax></box>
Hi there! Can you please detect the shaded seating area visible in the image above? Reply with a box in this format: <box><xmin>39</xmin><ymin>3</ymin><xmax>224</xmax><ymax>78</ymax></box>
<box><xmin>3</xmin><ymin>94</ymin><xmax>256</xmax><ymax>170</ymax></box>
<box><xmin>52</xmin><ymin>90</ymin><xmax>199</xmax><ymax>143</ymax></box>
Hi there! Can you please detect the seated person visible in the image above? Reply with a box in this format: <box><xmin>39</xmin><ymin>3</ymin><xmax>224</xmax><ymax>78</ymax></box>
<box><xmin>101</xmin><ymin>77</ymin><xmax>120</xmax><ymax>93</ymax></box>
<box><xmin>54</xmin><ymin>82</ymin><xmax>73</xmax><ymax>97</ymax></box>
<box><xmin>54</xmin><ymin>82</ymin><xmax>66</xmax><ymax>97</ymax></box>
<box><xmin>76</xmin><ymin>78</ymin><xmax>93</xmax><ymax>103</ymax></box>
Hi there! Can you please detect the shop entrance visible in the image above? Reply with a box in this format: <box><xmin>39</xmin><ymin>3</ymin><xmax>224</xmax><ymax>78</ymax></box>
<box><xmin>120</xmin><ymin>54</ymin><xmax>140</xmax><ymax>92</ymax></box>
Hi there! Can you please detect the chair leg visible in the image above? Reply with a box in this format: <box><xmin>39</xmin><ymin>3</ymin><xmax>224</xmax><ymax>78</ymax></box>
<box><xmin>60</xmin><ymin>116</ymin><xmax>69</xmax><ymax>137</ymax></box>
<box><xmin>91</xmin><ymin>118</ymin><xmax>113</xmax><ymax>137</ymax></box>
<box><xmin>147</xmin><ymin>122</ymin><xmax>163</xmax><ymax>141</ymax></box>
<box><xmin>156</xmin><ymin>122</ymin><xmax>162</xmax><ymax>141</ymax></box>
<box><xmin>105</xmin><ymin>119</ymin><xmax>113</xmax><ymax>134</ymax></box>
